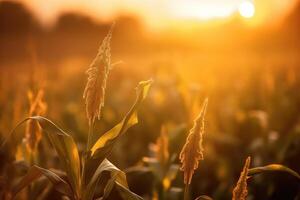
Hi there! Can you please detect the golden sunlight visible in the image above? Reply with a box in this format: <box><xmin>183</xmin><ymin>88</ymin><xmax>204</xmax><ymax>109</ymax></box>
<box><xmin>238</xmin><ymin>1</ymin><xmax>255</xmax><ymax>18</ymax></box>
<box><xmin>16</xmin><ymin>0</ymin><xmax>296</xmax><ymax>28</ymax></box>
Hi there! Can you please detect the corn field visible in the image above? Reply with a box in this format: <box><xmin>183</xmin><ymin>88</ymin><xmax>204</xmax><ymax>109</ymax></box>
<box><xmin>1</xmin><ymin>1</ymin><xmax>300</xmax><ymax>199</ymax></box>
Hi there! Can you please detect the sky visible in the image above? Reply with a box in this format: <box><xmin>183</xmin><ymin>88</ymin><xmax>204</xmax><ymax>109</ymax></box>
<box><xmin>9</xmin><ymin>0</ymin><xmax>299</xmax><ymax>28</ymax></box>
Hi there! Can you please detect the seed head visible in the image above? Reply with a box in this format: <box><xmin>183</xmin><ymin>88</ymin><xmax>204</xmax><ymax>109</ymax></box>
<box><xmin>83</xmin><ymin>23</ymin><xmax>114</xmax><ymax>126</ymax></box>
<box><xmin>179</xmin><ymin>98</ymin><xmax>208</xmax><ymax>185</ymax></box>
<box><xmin>232</xmin><ymin>157</ymin><xmax>251</xmax><ymax>200</ymax></box>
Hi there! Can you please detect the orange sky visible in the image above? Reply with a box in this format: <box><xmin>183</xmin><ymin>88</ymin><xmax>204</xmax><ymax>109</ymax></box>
<box><xmin>10</xmin><ymin>0</ymin><xmax>299</xmax><ymax>28</ymax></box>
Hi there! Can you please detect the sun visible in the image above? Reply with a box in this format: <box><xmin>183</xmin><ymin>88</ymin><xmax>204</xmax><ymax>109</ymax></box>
<box><xmin>238</xmin><ymin>1</ymin><xmax>255</xmax><ymax>18</ymax></box>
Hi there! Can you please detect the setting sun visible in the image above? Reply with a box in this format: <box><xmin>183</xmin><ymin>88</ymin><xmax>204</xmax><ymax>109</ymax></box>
<box><xmin>15</xmin><ymin>0</ymin><xmax>295</xmax><ymax>28</ymax></box>
<box><xmin>1</xmin><ymin>0</ymin><xmax>300</xmax><ymax>199</ymax></box>
<box><xmin>239</xmin><ymin>1</ymin><xmax>255</xmax><ymax>18</ymax></box>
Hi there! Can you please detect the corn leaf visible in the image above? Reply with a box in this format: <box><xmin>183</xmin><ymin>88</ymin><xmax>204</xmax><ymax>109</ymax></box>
<box><xmin>248</xmin><ymin>164</ymin><xmax>300</xmax><ymax>180</ymax></box>
<box><xmin>12</xmin><ymin>165</ymin><xmax>73</xmax><ymax>198</ymax></box>
<box><xmin>11</xmin><ymin>116</ymin><xmax>81</xmax><ymax>198</ymax></box>
<box><xmin>83</xmin><ymin>80</ymin><xmax>152</xmax><ymax>183</ymax></box>
<box><xmin>113</xmin><ymin>181</ymin><xmax>143</xmax><ymax>200</ymax></box>
<box><xmin>101</xmin><ymin>168</ymin><xmax>142</xmax><ymax>200</ymax></box>
<box><xmin>84</xmin><ymin>159</ymin><xmax>129</xmax><ymax>200</ymax></box>
<box><xmin>195</xmin><ymin>195</ymin><xmax>213</xmax><ymax>200</ymax></box>
<box><xmin>90</xmin><ymin>79</ymin><xmax>153</xmax><ymax>158</ymax></box>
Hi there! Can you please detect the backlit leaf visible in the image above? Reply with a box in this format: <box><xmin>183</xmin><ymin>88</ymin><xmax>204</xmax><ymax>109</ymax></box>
<box><xmin>90</xmin><ymin>79</ymin><xmax>153</xmax><ymax>158</ymax></box>
<box><xmin>248</xmin><ymin>164</ymin><xmax>300</xmax><ymax>180</ymax></box>
<box><xmin>83</xmin><ymin>80</ymin><xmax>153</xmax><ymax>183</ymax></box>
<box><xmin>11</xmin><ymin>116</ymin><xmax>81</xmax><ymax>198</ymax></box>
<box><xmin>84</xmin><ymin>159</ymin><xmax>129</xmax><ymax>200</ymax></box>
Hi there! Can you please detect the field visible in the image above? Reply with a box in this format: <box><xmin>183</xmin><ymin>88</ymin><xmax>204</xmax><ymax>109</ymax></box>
<box><xmin>1</xmin><ymin>1</ymin><xmax>300</xmax><ymax>200</ymax></box>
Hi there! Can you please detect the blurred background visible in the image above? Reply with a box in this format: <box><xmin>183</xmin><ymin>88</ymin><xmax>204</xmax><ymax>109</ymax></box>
<box><xmin>1</xmin><ymin>0</ymin><xmax>300</xmax><ymax>199</ymax></box>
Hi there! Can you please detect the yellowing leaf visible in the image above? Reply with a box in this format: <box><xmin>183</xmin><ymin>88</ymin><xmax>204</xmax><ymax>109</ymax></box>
<box><xmin>90</xmin><ymin>79</ymin><xmax>153</xmax><ymax>158</ymax></box>
<box><xmin>90</xmin><ymin>112</ymin><xmax>138</xmax><ymax>155</ymax></box>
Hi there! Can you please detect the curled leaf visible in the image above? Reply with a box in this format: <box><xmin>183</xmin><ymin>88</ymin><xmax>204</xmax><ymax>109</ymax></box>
<box><xmin>248</xmin><ymin>164</ymin><xmax>300</xmax><ymax>180</ymax></box>
<box><xmin>85</xmin><ymin>159</ymin><xmax>134</xmax><ymax>200</ymax></box>
<box><xmin>90</xmin><ymin>79</ymin><xmax>153</xmax><ymax>158</ymax></box>
<box><xmin>84</xmin><ymin>79</ymin><xmax>152</xmax><ymax>183</ymax></box>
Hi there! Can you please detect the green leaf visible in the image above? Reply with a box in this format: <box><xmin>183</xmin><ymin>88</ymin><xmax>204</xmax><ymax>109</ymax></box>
<box><xmin>12</xmin><ymin>165</ymin><xmax>73</xmax><ymax>198</ymax></box>
<box><xmin>248</xmin><ymin>164</ymin><xmax>300</xmax><ymax>180</ymax></box>
<box><xmin>11</xmin><ymin>116</ymin><xmax>81</xmax><ymax>198</ymax></box>
<box><xmin>90</xmin><ymin>79</ymin><xmax>153</xmax><ymax>158</ymax></box>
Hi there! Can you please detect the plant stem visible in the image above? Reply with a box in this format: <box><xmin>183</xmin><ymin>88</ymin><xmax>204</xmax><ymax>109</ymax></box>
<box><xmin>83</xmin><ymin>121</ymin><xmax>94</xmax><ymax>188</ymax></box>
<box><xmin>184</xmin><ymin>184</ymin><xmax>189</xmax><ymax>200</ymax></box>
<box><xmin>87</xmin><ymin>122</ymin><xmax>94</xmax><ymax>150</ymax></box>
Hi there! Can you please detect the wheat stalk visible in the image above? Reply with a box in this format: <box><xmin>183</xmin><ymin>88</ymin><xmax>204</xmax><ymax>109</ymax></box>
<box><xmin>180</xmin><ymin>98</ymin><xmax>208</xmax><ymax>185</ymax></box>
<box><xmin>232</xmin><ymin>156</ymin><xmax>251</xmax><ymax>200</ymax></box>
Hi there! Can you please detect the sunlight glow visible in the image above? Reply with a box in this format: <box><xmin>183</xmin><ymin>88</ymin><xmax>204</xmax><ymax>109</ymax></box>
<box><xmin>17</xmin><ymin>0</ymin><xmax>296</xmax><ymax>28</ymax></box>
<box><xmin>169</xmin><ymin>2</ymin><xmax>236</xmax><ymax>20</ymax></box>
<box><xmin>238</xmin><ymin>1</ymin><xmax>255</xmax><ymax>18</ymax></box>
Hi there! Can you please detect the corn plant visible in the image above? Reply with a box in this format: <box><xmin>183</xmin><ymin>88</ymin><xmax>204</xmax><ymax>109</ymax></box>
<box><xmin>6</xmin><ymin>25</ymin><xmax>153</xmax><ymax>200</ymax></box>
<box><xmin>178</xmin><ymin>100</ymin><xmax>300</xmax><ymax>200</ymax></box>
<box><xmin>141</xmin><ymin>126</ymin><xmax>180</xmax><ymax>199</ymax></box>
